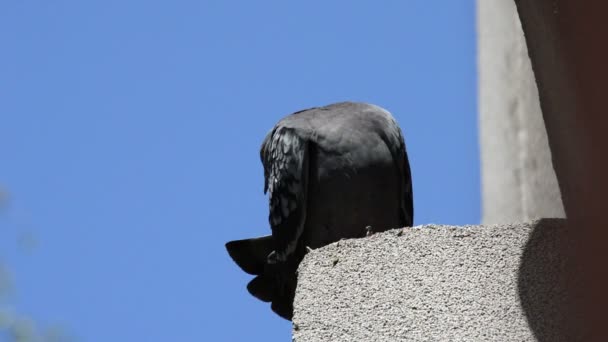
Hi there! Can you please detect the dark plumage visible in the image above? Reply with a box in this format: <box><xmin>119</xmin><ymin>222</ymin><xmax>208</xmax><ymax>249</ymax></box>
<box><xmin>226</xmin><ymin>102</ymin><xmax>414</xmax><ymax>320</ymax></box>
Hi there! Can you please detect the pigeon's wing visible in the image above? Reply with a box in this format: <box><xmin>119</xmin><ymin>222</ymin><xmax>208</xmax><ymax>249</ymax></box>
<box><xmin>377</xmin><ymin>111</ymin><xmax>414</xmax><ymax>227</ymax></box>
<box><xmin>399</xmin><ymin>133</ymin><xmax>414</xmax><ymax>226</ymax></box>
<box><xmin>260</xmin><ymin>125</ymin><xmax>310</xmax><ymax>262</ymax></box>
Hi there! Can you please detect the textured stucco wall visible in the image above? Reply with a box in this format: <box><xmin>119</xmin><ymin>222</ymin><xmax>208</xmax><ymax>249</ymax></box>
<box><xmin>478</xmin><ymin>1</ymin><xmax>564</xmax><ymax>224</ymax></box>
<box><xmin>293</xmin><ymin>220</ymin><xmax>575</xmax><ymax>341</ymax></box>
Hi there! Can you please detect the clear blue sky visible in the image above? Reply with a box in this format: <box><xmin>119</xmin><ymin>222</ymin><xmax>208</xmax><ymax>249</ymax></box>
<box><xmin>0</xmin><ymin>1</ymin><xmax>477</xmax><ymax>341</ymax></box>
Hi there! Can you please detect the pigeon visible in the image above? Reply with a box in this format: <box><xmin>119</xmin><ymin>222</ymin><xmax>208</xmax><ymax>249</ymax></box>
<box><xmin>225</xmin><ymin>101</ymin><xmax>413</xmax><ymax>320</ymax></box>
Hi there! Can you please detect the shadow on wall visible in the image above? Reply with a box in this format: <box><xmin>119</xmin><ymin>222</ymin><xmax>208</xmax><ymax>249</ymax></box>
<box><xmin>518</xmin><ymin>218</ymin><xmax>582</xmax><ymax>341</ymax></box>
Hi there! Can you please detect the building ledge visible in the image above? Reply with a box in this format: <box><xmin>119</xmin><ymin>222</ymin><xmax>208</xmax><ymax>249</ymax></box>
<box><xmin>293</xmin><ymin>219</ymin><xmax>574</xmax><ymax>341</ymax></box>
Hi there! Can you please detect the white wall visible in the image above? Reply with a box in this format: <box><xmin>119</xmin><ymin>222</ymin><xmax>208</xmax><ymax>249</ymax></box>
<box><xmin>477</xmin><ymin>0</ymin><xmax>564</xmax><ymax>223</ymax></box>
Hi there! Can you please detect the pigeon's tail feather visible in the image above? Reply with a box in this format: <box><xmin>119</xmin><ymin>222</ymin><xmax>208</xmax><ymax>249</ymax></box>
<box><xmin>225</xmin><ymin>235</ymin><xmax>274</xmax><ymax>276</ymax></box>
<box><xmin>247</xmin><ymin>275</ymin><xmax>274</xmax><ymax>302</ymax></box>
<box><xmin>270</xmin><ymin>264</ymin><xmax>298</xmax><ymax>321</ymax></box>
<box><xmin>226</xmin><ymin>234</ymin><xmax>297</xmax><ymax>320</ymax></box>
<box><xmin>272</xmin><ymin>297</ymin><xmax>294</xmax><ymax>321</ymax></box>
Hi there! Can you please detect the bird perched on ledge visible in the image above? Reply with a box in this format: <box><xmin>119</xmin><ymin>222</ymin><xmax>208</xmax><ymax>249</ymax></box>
<box><xmin>226</xmin><ymin>101</ymin><xmax>413</xmax><ymax>320</ymax></box>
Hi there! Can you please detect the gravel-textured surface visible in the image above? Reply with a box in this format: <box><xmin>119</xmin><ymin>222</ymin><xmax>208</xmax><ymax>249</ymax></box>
<box><xmin>293</xmin><ymin>219</ymin><xmax>570</xmax><ymax>341</ymax></box>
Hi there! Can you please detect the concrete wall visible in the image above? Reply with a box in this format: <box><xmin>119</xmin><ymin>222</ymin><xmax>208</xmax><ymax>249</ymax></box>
<box><xmin>478</xmin><ymin>1</ymin><xmax>564</xmax><ymax>224</ymax></box>
<box><xmin>293</xmin><ymin>220</ymin><xmax>577</xmax><ymax>341</ymax></box>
